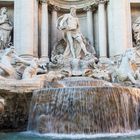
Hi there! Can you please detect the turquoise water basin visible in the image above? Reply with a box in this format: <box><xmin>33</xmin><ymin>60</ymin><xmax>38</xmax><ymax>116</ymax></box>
<box><xmin>1</xmin><ymin>131</ymin><xmax>140</xmax><ymax>140</ymax></box>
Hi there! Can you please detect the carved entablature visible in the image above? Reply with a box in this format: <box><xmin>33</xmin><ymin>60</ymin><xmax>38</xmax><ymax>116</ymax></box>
<box><xmin>49</xmin><ymin>5</ymin><xmax>60</xmax><ymax>12</ymax></box>
<box><xmin>83</xmin><ymin>5</ymin><xmax>96</xmax><ymax>12</ymax></box>
<box><xmin>97</xmin><ymin>0</ymin><xmax>109</xmax><ymax>4</ymax></box>
<box><xmin>39</xmin><ymin>0</ymin><xmax>48</xmax><ymax>4</ymax></box>
<box><xmin>48</xmin><ymin>0</ymin><xmax>98</xmax><ymax>12</ymax></box>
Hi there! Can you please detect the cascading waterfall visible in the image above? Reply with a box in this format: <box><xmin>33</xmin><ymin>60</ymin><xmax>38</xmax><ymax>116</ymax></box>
<box><xmin>27</xmin><ymin>77</ymin><xmax>140</xmax><ymax>134</ymax></box>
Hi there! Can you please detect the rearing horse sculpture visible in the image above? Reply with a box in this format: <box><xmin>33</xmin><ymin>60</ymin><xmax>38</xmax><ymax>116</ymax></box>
<box><xmin>114</xmin><ymin>48</ymin><xmax>140</xmax><ymax>84</ymax></box>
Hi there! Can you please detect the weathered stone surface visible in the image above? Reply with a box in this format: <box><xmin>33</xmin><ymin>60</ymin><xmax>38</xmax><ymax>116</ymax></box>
<box><xmin>0</xmin><ymin>75</ymin><xmax>46</xmax><ymax>132</ymax></box>
<box><xmin>0</xmin><ymin>89</ymin><xmax>32</xmax><ymax>132</ymax></box>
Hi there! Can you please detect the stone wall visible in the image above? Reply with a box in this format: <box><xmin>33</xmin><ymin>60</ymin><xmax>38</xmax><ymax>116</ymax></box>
<box><xmin>0</xmin><ymin>90</ymin><xmax>32</xmax><ymax>132</ymax></box>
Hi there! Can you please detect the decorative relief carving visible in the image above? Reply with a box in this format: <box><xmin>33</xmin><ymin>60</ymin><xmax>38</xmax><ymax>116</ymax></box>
<box><xmin>83</xmin><ymin>6</ymin><xmax>92</xmax><ymax>12</ymax></box>
<box><xmin>97</xmin><ymin>0</ymin><xmax>109</xmax><ymax>4</ymax></box>
<box><xmin>49</xmin><ymin>0</ymin><xmax>97</xmax><ymax>10</ymax></box>
<box><xmin>39</xmin><ymin>0</ymin><xmax>48</xmax><ymax>4</ymax></box>
<box><xmin>50</xmin><ymin>5</ymin><xmax>60</xmax><ymax>12</ymax></box>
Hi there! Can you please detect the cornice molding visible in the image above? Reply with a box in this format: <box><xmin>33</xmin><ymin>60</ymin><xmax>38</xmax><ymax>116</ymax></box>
<box><xmin>97</xmin><ymin>0</ymin><xmax>109</xmax><ymax>4</ymax></box>
<box><xmin>50</xmin><ymin>5</ymin><xmax>60</xmax><ymax>12</ymax></box>
<box><xmin>83</xmin><ymin>6</ymin><xmax>96</xmax><ymax>12</ymax></box>
<box><xmin>39</xmin><ymin>0</ymin><xmax>48</xmax><ymax>4</ymax></box>
<box><xmin>48</xmin><ymin>0</ymin><xmax>97</xmax><ymax>10</ymax></box>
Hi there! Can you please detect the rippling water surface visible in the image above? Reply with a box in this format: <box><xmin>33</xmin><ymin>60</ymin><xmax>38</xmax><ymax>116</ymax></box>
<box><xmin>1</xmin><ymin>131</ymin><xmax>140</xmax><ymax>140</ymax></box>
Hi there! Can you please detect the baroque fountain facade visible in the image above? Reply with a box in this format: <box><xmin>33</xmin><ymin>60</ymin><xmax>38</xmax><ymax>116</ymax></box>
<box><xmin>0</xmin><ymin>0</ymin><xmax>140</xmax><ymax>134</ymax></box>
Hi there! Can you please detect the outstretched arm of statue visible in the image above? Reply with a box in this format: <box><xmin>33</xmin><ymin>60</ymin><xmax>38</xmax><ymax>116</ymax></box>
<box><xmin>58</xmin><ymin>14</ymin><xmax>68</xmax><ymax>30</ymax></box>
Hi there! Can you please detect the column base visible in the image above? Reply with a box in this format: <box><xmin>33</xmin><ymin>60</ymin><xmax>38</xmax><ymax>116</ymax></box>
<box><xmin>19</xmin><ymin>55</ymin><xmax>34</xmax><ymax>61</ymax></box>
<box><xmin>40</xmin><ymin>57</ymin><xmax>50</xmax><ymax>64</ymax></box>
<box><xmin>99</xmin><ymin>56</ymin><xmax>108</xmax><ymax>58</ymax></box>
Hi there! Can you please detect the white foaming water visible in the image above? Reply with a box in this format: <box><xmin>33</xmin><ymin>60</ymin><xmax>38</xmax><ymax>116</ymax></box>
<box><xmin>21</xmin><ymin>130</ymin><xmax>140</xmax><ymax>139</ymax></box>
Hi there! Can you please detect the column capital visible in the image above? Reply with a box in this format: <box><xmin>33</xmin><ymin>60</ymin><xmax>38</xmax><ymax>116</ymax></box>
<box><xmin>39</xmin><ymin>0</ymin><xmax>49</xmax><ymax>4</ymax></box>
<box><xmin>51</xmin><ymin>5</ymin><xmax>60</xmax><ymax>12</ymax></box>
<box><xmin>84</xmin><ymin>6</ymin><xmax>97</xmax><ymax>12</ymax></box>
<box><xmin>83</xmin><ymin>6</ymin><xmax>92</xmax><ymax>12</ymax></box>
<box><xmin>97</xmin><ymin>0</ymin><xmax>109</xmax><ymax>4</ymax></box>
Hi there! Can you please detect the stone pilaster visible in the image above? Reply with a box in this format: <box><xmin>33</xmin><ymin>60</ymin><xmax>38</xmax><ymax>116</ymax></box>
<box><xmin>14</xmin><ymin>0</ymin><xmax>37</xmax><ymax>59</ymax></box>
<box><xmin>34</xmin><ymin>0</ymin><xmax>39</xmax><ymax>57</ymax></box>
<box><xmin>84</xmin><ymin>6</ymin><xmax>94</xmax><ymax>46</ymax></box>
<box><xmin>98</xmin><ymin>0</ymin><xmax>108</xmax><ymax>57</ymax></box>
<box><xmin>40</xmin><ymin>0</ymin><xmax>49</xmax><ymax>62</ymax></box>
<box><xmin>51</xmin><ymin>6</ymin><xmax>59</xmax><ymax>51</ymax></box>
<box><xmin>107</xmin><ymin>0</ymin><xmax>132</xmax><ymax>57</ymax></box>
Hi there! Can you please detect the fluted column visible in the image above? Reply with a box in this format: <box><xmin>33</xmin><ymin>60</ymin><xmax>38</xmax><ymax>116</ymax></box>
<box><xmin>40</xmin><ymin>0</ymin><xmax>49</xmax><ymax>62</ymax></box>
<box><xmin>85</xmin><ymin>6</ymin><xmax>94</xmax><ymax>46</ymax></box>
<box><xmin>51</xmin><ymin>6</ymin><xmax>58</xmax><ymax>51</ymax></box>
<box><xmin>98</xmin><ymin>0</ymin><xmax>108</xmax><ymax>57</ymax></box>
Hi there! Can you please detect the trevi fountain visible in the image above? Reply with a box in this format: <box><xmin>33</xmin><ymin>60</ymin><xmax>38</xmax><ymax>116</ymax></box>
<box><xmin>1</xmin><ymin>0</ymin><xmax>140</xmax><ymax>140</ymax></box>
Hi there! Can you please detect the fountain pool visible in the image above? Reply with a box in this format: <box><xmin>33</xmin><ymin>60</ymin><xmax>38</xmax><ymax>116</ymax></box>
<box><xmin>1</xmin><ymin>131</ymin><xmax>140</xmax><ymax>140</ymax></box>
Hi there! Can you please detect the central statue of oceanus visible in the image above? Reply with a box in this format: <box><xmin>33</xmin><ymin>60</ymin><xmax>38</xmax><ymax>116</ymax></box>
<box><xmin>57</xmin><ymin>6</ymin><xmax>91</xmax><ymax>59</ymax></box>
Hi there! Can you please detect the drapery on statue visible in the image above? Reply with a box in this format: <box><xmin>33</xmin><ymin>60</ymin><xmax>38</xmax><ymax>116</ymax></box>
<box><xmin>132</xmin><ymin>17</ymin><xmax>140</xmax><ymax>47</ymax></box>
<box><xmin>57</xmin><ymin>6</ymin><xmax>90</xmax><ymax>59</ymax></box>
<box><xmin>0</xmin><ymin>7</ymin><xmax>13</xmax><ymax>49</ymax></box>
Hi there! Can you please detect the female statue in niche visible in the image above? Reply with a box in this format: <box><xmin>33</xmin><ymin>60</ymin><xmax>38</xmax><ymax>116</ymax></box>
<box><xmin>57</xmin><ymin>6</ymin><xmax>91</xmax><ymax>59</ymax></box>
<box><xmin>0</xmin><ymin>7</ymin><xmax>13</xmax><ymax>49</ymax></box>
<box><xmin>132</xmin><ymin>16</ymin><xmax>140</xmax><ymax>47</ymax></box>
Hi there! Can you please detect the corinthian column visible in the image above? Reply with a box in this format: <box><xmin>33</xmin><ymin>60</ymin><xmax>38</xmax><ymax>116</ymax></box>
<box><xmin>51</xmin><ymin>6</ymin><xmax>59</xmax><ymax>51</ymax></box>
<box><xmin>85</xmin><ymin>6</ymin><xmax>94</xmax><ymax>46</ymax></box>
<box><xmin>34</xmin><ymin>0</ymin><xmax>39</xmax><ymax>57</ymax></box>
<box><xmin>14</xmin><ymin>0</ymin><xmax>37</xmax><ymax>59</ymax></box>
<box><xmin>98</xmin><ymin>0</ymin><xmax>108</xmax><ymax>57</ymax></box>
<box><xmin>40</xmin><ymin>0</ymin><xmax>49</xmax><ymax>62</ymax></box>
<box><xmin>107</xmin><ymin>0</ymin><xmax>132</xmax><ymax>57</ymax></box>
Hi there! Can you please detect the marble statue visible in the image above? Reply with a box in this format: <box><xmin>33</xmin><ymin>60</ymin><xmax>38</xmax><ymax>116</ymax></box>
<box><xmin>0</xmin><ymin>47</ymin><xmax>15</xmax><ymax>77</ymax></box>
<box><xmin>89</xmin><ymin>58</ymin><xmax>114</xmax><ymax>81</ymax></box>
<box><xmin>0</xmin><ymin>7</ymin><xmax>12</xmax><ymax>49</ymax></box>
<box><xmin>57</xmin><ymin>6</ymin><xmax>90</xmax><ymax>59</ymax></box>
<box><xmin>0</xmin><ymin>46</ymin><xmax>30</xmax><ymax>78</ymax></box>
<box><xmin>50</xmin><ymin>38</ymin><xmax>96</xmax><ymax>69</ymax></box>
<box><xmin>112</xmin><ymin>48</ymin><xmax>140</xmax><ymax>84</ymax></box>
<box><xmin>88</xmin><ymin>50</ymin><xmax>140</xmax><ymax>85</ymax></box>
<box><xmin>22</xmin><ymin>58</ymin><xmax>48</xmax><ymax>80</ymax></box>
<box><xmin>51</xmin><ymin>6</ymin><xmax>97</xmax><ymax>74</ymax></box>
<box><xmin>46</xmin><ymin>71</ymin><xmax>65</xmax><ymax>82</ymax></box>
<box><xmin>133</xmin><ymin>17</ymin><xmax>140</xmax><ymax>47</ymax></box>
<box><xmin>22</xmin><ymin>58</ymin><xmax>39</xmax><ymax>80</ymax></box>
<box><xmin>132</xmin><ymin>17</ymin><xmax>140</xmax><ymax>64</ymax></box>
<box><xmin>0</xmin><ymin>44</ymin><xmax>48</xmax><ymax>80</ymax></box>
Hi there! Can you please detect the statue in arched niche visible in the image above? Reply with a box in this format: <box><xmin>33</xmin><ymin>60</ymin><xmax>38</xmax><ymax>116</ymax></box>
<box><xmin>0</xmin><ymin>7</ymin><xmax>13</xmax><ymax>49</ymax></box>
<box><xmin>51</xmin><ymin>5</ymin><xmax>97</xmax><ymax>76</ymax></box>
<box><xmin>57</xmin><ymin>5</ymin><xmax>92</xmax><ymax>59</ymax></box>
<box><xmin>132</xmin><ymin>17</ymin><xmax>140</xmax><ymax>47</ymax></box>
